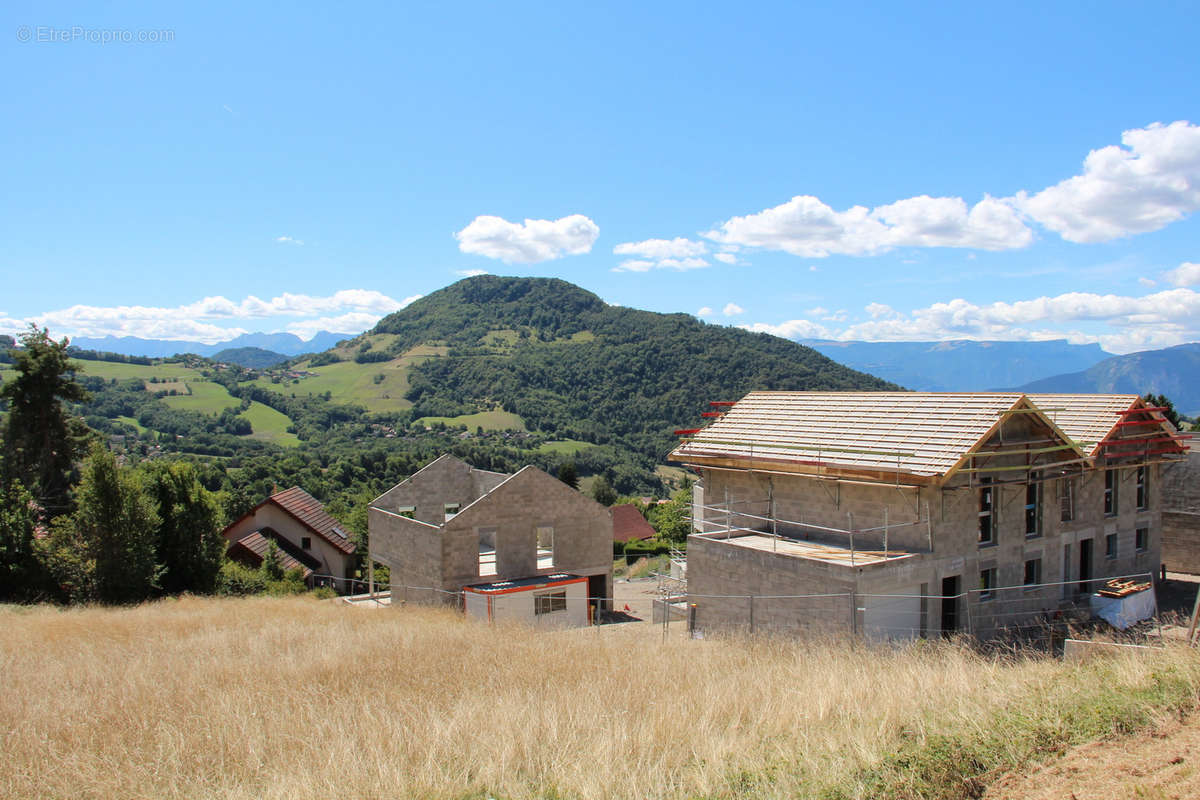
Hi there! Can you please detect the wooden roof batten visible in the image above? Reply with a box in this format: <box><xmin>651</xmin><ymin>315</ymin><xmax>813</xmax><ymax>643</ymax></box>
<box><xmin>669</xmin><ymin>391</ymin><xmax>1183</xmax><ymax>487</ymax></box>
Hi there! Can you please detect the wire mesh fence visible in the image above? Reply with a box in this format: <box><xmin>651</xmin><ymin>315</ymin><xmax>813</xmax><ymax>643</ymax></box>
<box><xmin>317</xmin><ymin>570</ymin><xmax>1164</xmax><ymax>648</ymax></box>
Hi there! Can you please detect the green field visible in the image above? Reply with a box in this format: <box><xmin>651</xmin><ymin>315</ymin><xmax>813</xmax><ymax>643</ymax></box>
<box><xmin>264</xmin><ymin>344</ymin><xmax>449</xmax><ymax>413</ymax></box>
<box><xmin>240</xmin><ymin>401</ymin><xmax>300</xmax><ymax>447</ymax></box>
<box><xmin>114</xmin><ymin>415</ymin><xmax>147</xmax><ymax>434</ymax></box>
<box><xmin>414</xmin><ymin>409</ymin><xmax>526</xmax><ymax>431</ymax></box>
<box><xmin>161</xmin><ymin>381</ymin><xmax>238</xmax><ymax>415</ymax></box>
<box><xmin>69</xmin><ymin>360</ymin><xmax>203</xmax><ymax>382</ymax></box>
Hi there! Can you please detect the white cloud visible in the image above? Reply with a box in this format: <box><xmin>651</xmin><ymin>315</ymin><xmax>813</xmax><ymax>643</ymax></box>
<box><xmin>740</xmin><ymin>319</ymin><xmax>834</xmax><ymax>340</ymax></box>
<box><xmin>285</xmin><ymin>312</ymin><xmax>387</xmax><ymax>339</ymax></box>
<box><xmin>746</xmin><ymin>287</ymin><xmax>1200</xmax><ymax>354</ymax></box>
<box><xmin>275</xmin><ymin>236</ymin><xmax>304</xmax><ymax>245</ymax></box>
<box><xmin>613</xmin><ymin>257</ymin><xmax>708</xmax><ymax>272</ymax></box>
<box><xmin>1015</xmin><ymin>121</ymin><xmax>1200</xmax><ymax>243</ymax></box>
<box><xmin>1139</xmin><ymin>277</ymin><xmax>1158</xmax><ymax>287</ymax></box>
<box><xmin>5</xmin><ymin>290</ymin><xmax>421</xmax><ymax>345</ymax></box>
<box><xmin>455</xmin><ymin>269</ymin><xmax>490</xmax><ymax>277</ymax></box>
<box><xmin>713</xmin><ymin>252</ymin><xmax>738</xmax><ymax>265</ymax></box>
<box><xmin>611</xmin><ymin>238</ymin><xmax>710</xmax><ymax>272</ymax></box>
<box><xmin>1164</xmin><ymin>261</ymin><xmax>1200</xmax><ymax>287</ymax></box>
<box><xmin>613</xmin><ymin>260</ymin><xmax>655</xmax><ymax>272</ymax></box>
<box><xmin>613</xmin><ymin>237</ymin><xmax>707</xmax><ymax>259</ymax></box>
<box><xmin>705</xmin><ymin>193</ymin><xmax>1032</xmax><ymax>258</ymax></box>
<box><xmin>697</xmin><ymin>307</ymin><xmax>715</xmax><ymax>317</ymax></box>
<box><xmin>702</xmin><ymin>121</ymin><xmax>1200</xmax><ymax>260</ymax></box>
<box><xmin>454</xmin><ymin>214</ymin><xmax>599</xmax><ymax>263</ymax></box>
<box><xmin>723</xmin><ymin>303</ymin><xmax>744</xmax><ymax>316</ymax></box>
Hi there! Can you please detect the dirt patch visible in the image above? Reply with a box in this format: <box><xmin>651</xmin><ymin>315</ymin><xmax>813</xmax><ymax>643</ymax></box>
<box><xmin>983</xmin><ymin>712</ymin><xmax>1200</xmax><ymax>800</ymax></box>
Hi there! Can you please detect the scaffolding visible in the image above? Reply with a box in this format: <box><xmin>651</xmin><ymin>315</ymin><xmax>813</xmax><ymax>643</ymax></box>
<box><xmin>695</xmin><ymin>492</ymin><xmax>932</xmax><ymax>566</ymax></box>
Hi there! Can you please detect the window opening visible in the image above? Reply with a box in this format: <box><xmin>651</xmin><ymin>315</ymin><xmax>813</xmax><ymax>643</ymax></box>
<box><xmin>978</xmin><ymin>477</ymin><xmax>995</xmax><ymax>545</ymax></box>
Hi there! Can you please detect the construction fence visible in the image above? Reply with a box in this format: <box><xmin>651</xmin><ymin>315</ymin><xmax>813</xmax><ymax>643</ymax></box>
<box><xmin>323</xmin><ymin>571</ymin><xmax>1164</xmax><ymax>645</ymax></box>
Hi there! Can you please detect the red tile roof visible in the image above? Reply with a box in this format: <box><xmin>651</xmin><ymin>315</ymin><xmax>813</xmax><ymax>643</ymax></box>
<box><xmin>266</xmin><ymin>486</ymin><xmax>356</xmax><ymax>555</ymax></box>
<box><xmin>227</xmin><ymin>530</ymin><xmax>318</xmax><ymax>576</ymax></box>
<box><xmin>612</xmin><ymin>504</ymin><xmax>656</xmax><ymax>543</ymax></box>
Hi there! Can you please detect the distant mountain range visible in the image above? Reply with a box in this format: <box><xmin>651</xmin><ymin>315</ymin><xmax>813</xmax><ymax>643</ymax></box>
<box><xmin>800</xmin><ymin>339</ymin><xmax>1109</xmax><ymax>391</ymax></box>
<box><xmin>1016</xmin><ymin>343</ymin><xmax>1200</xmax><ymax>415</ymax></box>
<box><xmin>69</xmin><ymin>331</ymin><xmax>349</xmax><ymax>359</ymax></box>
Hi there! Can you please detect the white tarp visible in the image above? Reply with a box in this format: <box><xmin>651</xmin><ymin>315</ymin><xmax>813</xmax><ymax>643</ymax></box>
<box><xmin>1089</xmin><ymin>588</ymin><xmax>1157</xmax><ymax>630</ymax></box>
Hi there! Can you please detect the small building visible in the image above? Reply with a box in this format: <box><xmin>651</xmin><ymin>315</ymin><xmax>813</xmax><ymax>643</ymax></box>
<box><xmin>463</xmin><ymin>573</ymin><xmax>591</xmax><ymax>628</ymax></box>
<box><xmin>223</xmin><ymin>486</ymin><xmax>357</xmax><ymax>591</ymax></box>
<box><xmin>671</xmin><ymin>391</ymin><xmax>1186</xmax><ymax>640</ymax></box>
<box><xmin>369</xmin><ymin>455</ymin><xmax>613</xmax><ymax>616</ymax></box>
<box><xmin>612</xmin><ymin>503</ymin><xmax>656</xmax><ymax>544</ymax></box>
<box><xmin>1161</xmin><ymin>451</ymin><xmax>1200</xmax><ymax>574</ymax></box>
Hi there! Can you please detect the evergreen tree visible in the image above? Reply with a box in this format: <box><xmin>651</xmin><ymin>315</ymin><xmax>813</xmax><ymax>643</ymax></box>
<box><xmin>0</xmin><ymin>327</ymin><xmax>91</xmax><ymax>519</ymax></box>
<box><xmin>557</xmin><ymin>462</ymin><xmax>579</xmax><ymax>490</ymax></box>
<box><xmin>63</xmin><ymin>445</ymin><xmax>161</xmax><ymax>603</ymax></box>
<box><xmin>0</xmin><ymin>478</ymin><xmax>43</xmax><ymax>600</ymax></box>
<box><xmin>142</xmin><ymin>461</ymin><xmax>225</xmax><ymax>594</ymax></box>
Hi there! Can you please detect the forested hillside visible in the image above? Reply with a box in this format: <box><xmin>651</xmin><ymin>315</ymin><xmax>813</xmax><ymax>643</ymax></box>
<box><xmin>369</xmin><ymin>276</ymin><xmax>896</xmax><ymax>458</ymax></box>
<box><xmin>0</xmin><ymin>277</ymin><xmax>895</xmax><ymax>521</ymax></box>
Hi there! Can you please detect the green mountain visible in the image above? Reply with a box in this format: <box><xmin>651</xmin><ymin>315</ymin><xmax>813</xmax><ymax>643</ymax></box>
<box><xmin>1017</xmin><ymin>342</ymin><xmax>1200</xmax><ymax>415</ymax></box>
<box><xmin>211</xmin><ymin>347</ymin><xmax>289</xmax><ymax>368</ymax></box>
<box><xmin>360</xmin><ymin>276</ymin><xmax>896</xmax><ymax>456</ymax></box>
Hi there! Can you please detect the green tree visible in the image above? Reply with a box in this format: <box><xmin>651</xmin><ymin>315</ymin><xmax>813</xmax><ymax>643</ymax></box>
<box><xmin>1142</xmin><ymin>393</ymin><xmax>1182</xmax><ymax>429</ymax></box>
<box><xmin>0</xmin><ymin>327</ymin><xmax>91</xmax><ymax>519</ymax></box>
<box><xmin>0</xmin><ymin>478</ymin><xmax>44</xmax><ymax>600</ymax></box>
<box><xmin>142</xmin><ymin>461</ymin><xmax>225</xmax><ymax>594</ymax></box>
<box><xmin>46</xmin><ymin>444</ymin><xmax>161</xmax><ymax>603</ymax></box>
<box><xmin>646</xmin><ymin>488</ymin><xmax>693</xmax><ymax>544</ymax></box>
<box><xmin>557</xmin><ymin>462</ymin><xmax>579</xmax><ymax>490</ymax></box>
<box><xmin>261</xmin><ymin>538</ymin><xmax>285</xmax><ymax>581</ymax></box>
<box><xmin>590</xmin><ymin>474</ymin><xmax>617</xmax><ymax>506</ymax></box>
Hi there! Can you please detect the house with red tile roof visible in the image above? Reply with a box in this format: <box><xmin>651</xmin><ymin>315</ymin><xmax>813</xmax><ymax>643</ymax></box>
<box><xmin>612</xmin><ymin>504</ymin><xmax>656</xmax><ymax>543</ymax></box>
<box><xmin>223</xmin><ymin>486</ymin><xmax>356</xmax><ymax>591</ymax></box>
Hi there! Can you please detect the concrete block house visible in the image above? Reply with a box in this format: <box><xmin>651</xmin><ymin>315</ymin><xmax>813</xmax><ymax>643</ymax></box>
<box><xmin>223</xmin><ymin>486</ymin><xmax>357</xmax><ymax>591</ymax></box>
<box><xmin>671</xmin><ymin>392</ymin><xmax>1186</xmax><ymax>640</ymax></box>
<box><xmin>368</xmin><ymin>455</ymin><xmax>613</xmax><ymax>623</ymax></box>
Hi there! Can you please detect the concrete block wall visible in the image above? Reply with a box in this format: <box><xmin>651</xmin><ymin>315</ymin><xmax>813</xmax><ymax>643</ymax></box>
<box><xmin>687</xmin><ymin>534</ymin><xmax>853</xmax><ymax>636</ymax></box>
<box><xmin>689</xmin><ymin>459</ymin><xmax>1165</xmax><ymax>639</ymax></box>
<box><xmin>370</xmin><ymin>458</ymin><xmax>614</xmax><ymax>608</ymax></box>
<box><xmin>368</xmin><ymin>508</ymin><xmax>449</xmax><ymax>605</ymax></box>
<box><xmin>1163</xmin><ymin>512</ymin><xmax>1200</xmax><ymax>574</ymax></box>
<box><xmin>1161</xmin><ymin>453</ymin><xmax>1200</xmax><ymax>574</ymax></box>
<box><xmin>442</xmin><ymin>467</ymin><xmax>613</xmax><ymax>601</ymax></box>
<box><xmin>371</xmin><ymin>454</ymin><xmax>508</xmax><ymax>524</ymax></box>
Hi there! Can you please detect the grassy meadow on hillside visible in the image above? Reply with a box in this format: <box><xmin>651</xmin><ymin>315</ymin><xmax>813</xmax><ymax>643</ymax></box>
<box><xmin>4</xmin><ymin>596</ymin><xmax>1199</xmax><ymax>800</ymax></box>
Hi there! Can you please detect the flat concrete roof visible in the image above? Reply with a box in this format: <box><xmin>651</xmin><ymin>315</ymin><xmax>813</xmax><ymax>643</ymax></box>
<box><xmin>700</xmin><ymin>532</ymin><xmax>918</xmax><ymax>567</ymax></box>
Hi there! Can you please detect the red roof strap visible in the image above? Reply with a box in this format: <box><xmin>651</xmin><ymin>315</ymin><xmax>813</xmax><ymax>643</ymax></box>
<box><xmin>674</xmin><ymin>428</ymin><xmax>702</xmax><ymax>436</ymax></box>
<box><xmin>1101</xmin><ymin>434</ymin><xmax>1186</xmax><ymax>446</ymax></box>
<box><xmin>709</xmin><ymin>401</ymin><xmax>737</xmax><ymax>406</ymax></box>
<box><xmin>1113</xmin><ymin>420</ymin><xmax>1166</xmax><ymax>427</ymax></box>
<box><xmin>701</xmin><ymin>412</ymin><xmax>724</xmax><ymax>417</ymax></box>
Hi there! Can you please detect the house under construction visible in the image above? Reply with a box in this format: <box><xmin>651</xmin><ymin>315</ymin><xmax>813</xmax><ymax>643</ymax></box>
<box><xmin>670</xmin><ymin>392</ymin><xmax>1187</xmax><ymax>639</ymax></box>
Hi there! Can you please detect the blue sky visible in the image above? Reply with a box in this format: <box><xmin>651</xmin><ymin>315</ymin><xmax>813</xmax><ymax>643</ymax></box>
<box><xmin>3</xmin><ymin>1</ymin><xmax>1199</xmax><ymax>353</ymax></box>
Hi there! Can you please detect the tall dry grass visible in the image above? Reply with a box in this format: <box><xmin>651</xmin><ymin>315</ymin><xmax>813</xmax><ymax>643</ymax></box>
<box><xmin>2</xmin><ymin>595</ymin><xmax>1197</xmax><ymax>800</ymax></box>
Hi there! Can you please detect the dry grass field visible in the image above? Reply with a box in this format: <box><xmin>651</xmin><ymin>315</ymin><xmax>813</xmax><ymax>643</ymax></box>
<box><xmin>3</xmin><ymin>596</ymin><xmax>1199</xmax><ymax>800</ymax></box>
